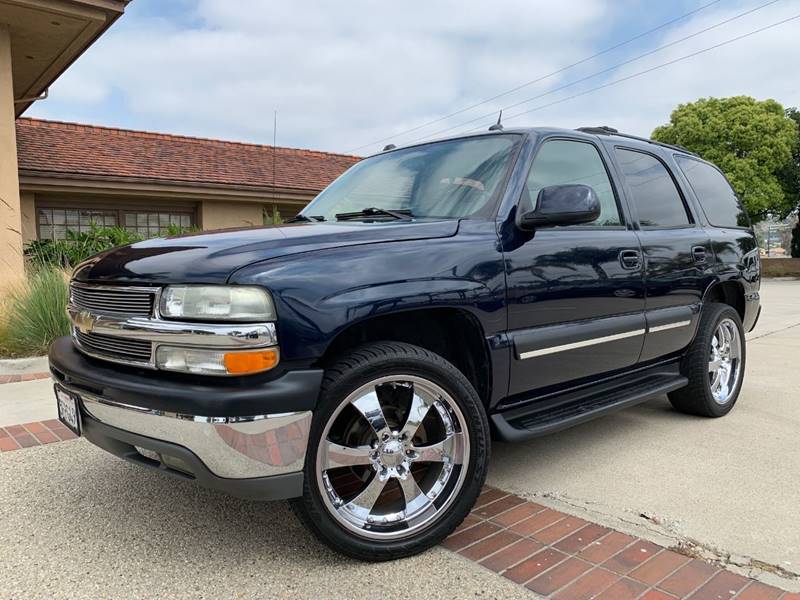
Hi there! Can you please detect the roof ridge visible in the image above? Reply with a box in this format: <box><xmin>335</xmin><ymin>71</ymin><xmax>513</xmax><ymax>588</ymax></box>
<box><xmin>16</xmin><ymin>117</ymin><xmax>362</xmax><ymax>159</ymax></box>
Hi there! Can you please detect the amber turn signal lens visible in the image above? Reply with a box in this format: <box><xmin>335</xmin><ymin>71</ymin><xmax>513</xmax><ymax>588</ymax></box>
<box><xmin>223</xmin><ymin>349</ymin><xmax>279</xmax><ymax>374</ymax></box>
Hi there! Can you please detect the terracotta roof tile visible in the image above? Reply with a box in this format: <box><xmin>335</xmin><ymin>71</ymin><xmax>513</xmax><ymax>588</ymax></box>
<box><xmin>15</xmin><ymin>118</ymin><xmax>361</xmax><ymax>192</ymax></box>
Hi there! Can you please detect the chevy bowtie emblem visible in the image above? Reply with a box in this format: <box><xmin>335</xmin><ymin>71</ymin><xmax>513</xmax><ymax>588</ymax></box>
<box><xmin>74</xmin><ymin>311</ymin><xmax>95</xmax><ymax>334</ymax></box>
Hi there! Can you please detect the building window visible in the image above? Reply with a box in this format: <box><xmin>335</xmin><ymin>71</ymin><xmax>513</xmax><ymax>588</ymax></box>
<box><xmin>37</xmin><ymin>206</ymin><xmax>195</xmax><ymax>240</ymax></box>
<box><xmin>38</xmin><ymin>208</ymin><xmax>118</xmax><ymax>240</ymax></box>
<box><xmin>124</xmin><ymin>211</ymin><xmax>193</xmax><ymax>237</ymax></box>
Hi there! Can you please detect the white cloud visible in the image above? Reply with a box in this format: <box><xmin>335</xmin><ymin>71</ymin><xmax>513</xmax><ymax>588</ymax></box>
<box><xmin>26</xmin><ymin>0</ymin><xmax>798</xmax><ymax>154</ymax></box>
<box><xmin>494</xmin><ymin>1</ymin><xmax>800</xmax><ymax>137</ymax></box>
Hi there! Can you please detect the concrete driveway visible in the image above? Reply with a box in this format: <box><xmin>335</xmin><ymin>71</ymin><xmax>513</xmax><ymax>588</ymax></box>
<box><xmin>0</xmin><ymin>279</ymin><xmax>798</xmax><ymax>598</ymax></box>
<box><xmin>489</xmin><ymin>278</ymin><xmax>800</xmax><ymax>580</ymax></box>
<box><xmin>0</xmin><ymin>442</ymin><xmax>536</xmax><ymax>600</ymax></box>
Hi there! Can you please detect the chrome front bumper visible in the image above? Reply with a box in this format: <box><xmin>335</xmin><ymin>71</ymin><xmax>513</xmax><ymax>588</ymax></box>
<box><xmin>71</xmin><ymin>385</ymin><xmax>312</xmax><ymax>480</ymax></box>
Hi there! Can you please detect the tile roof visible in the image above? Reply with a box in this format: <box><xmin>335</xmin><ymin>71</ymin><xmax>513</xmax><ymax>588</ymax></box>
<box><xmin>15</xmin><ymin>118</ymin><xmax>361</xmax><ymax>192</ymax></box>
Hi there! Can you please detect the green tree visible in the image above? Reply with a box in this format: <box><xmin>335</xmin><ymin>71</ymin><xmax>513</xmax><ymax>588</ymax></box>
<box><xmin>652</xmin><ymin>96</ymin><xmax>798</xmax><ymax>221</ymax></box>
<box><xmin>775</xmin><ymin>108</ymin><xmax>800</xmax><ymax>256</ymax></box>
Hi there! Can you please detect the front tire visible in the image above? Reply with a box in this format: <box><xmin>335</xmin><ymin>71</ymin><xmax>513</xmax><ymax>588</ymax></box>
<box><xmin>668</xmin><ymin>303</ymin><xmax>745</xmax><ymax>417</ymax></box>
<box><xmin>292</xmin><ymin>342</ymin><xmax>490</xmax><ymax>561</ymax></box>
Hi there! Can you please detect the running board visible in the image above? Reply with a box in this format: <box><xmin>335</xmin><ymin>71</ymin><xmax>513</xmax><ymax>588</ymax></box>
<box><xmin>491</xmin><ymin>373</ymin><xmax>687</xmax><ymax>442</ymax></box>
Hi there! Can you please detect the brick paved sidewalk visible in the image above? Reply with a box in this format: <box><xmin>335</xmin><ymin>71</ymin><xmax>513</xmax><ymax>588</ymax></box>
<box><xmin>445</xmin><ymin>486</ymin><xmax>798</xmax><ymax>600</ymax></box>
<box><xmin>0</xmin><ymin>420</ymin><xmax>77</xmax><ymax>451</ymax></box>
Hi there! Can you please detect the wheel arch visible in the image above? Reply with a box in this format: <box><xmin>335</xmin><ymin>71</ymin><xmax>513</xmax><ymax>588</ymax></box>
<box><xmin>317</xmin><ymin>307</ymin><xmax>492</xmax><ymax>407</ymax></box>
<box><xmin>703</xmin><ymin>279</ymin><xmax>746</xmax><ymax>322</ymax></box>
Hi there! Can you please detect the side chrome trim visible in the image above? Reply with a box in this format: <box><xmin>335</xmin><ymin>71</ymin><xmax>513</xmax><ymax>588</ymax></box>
<box><xmin>519</xmin><ymin>328</ymin><xmax>645</xmax><ymax>360</ymax></box>
<box><xmin>649</xmin><ymin>320</ymin><xmax>691</xmax><ymax>333</ymax></box>
<box><xmin>73</xmin><ymin>387</ymin><xmax>311</xmax><ymax>479</ymax></box>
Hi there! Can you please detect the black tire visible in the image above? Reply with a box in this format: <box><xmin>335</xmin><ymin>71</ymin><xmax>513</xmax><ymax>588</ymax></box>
<box><xmin>291</xmin><ymin>341</ymin><xmax>490</xmax><ymax>561</ymax></box>
<box><xmin>668</xmin><ymin>303</ymin><xmax>746</xmax><ymax>417</ymax></box>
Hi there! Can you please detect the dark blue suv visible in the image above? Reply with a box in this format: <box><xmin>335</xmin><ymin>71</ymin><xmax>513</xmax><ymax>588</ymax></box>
<box><xmin>49</xmin><ymin>126</ymin><xmax>760</xmax><ymax>561</ymax></box>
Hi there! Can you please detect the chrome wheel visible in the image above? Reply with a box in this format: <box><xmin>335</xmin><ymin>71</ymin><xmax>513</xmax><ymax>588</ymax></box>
<box><xmin>708</xmin><ymin>318</ymin><xmax>742</xmax><ymax>405</ymax></box>
<box><xmin>315</xmin><ymin>374</ymin><xmax>469</xmax><ymax>541</ymax></box>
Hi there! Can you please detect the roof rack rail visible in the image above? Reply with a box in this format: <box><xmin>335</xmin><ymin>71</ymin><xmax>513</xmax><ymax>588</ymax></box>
<box><xmin>576</xmin><ymin>126</ymin><xmax>697</xmax><ymax>156</ymax></box>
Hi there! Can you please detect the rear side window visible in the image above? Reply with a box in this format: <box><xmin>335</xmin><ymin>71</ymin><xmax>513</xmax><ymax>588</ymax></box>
<box><xmin>675</xmin><ymin>156</ymin><xmax>749</xmax><ymax>228</ymax></box>
<box><xmin>615</xmin><ymin>148</ymin><xmax>692</xmax><ymax>228</ymax></box>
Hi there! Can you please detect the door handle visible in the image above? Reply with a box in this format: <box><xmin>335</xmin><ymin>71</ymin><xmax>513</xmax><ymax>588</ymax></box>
<box><xmin>692</xmin><ymin>246</ymin><xmax>707</xmax><ymax>264</ymax></box>
<box><xmin>619</xmin><ymin>249</ymin><xmax>641</xmax><ymax>270</ymax></box>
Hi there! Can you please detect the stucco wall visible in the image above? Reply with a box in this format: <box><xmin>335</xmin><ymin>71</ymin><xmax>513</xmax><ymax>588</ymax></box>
<box><xmin>19</xmin><ymin>191</ymin><xmax>35</xmax><ymax>243</ymax></box>
<box><xmin>201</xmin><ymin>200</ymin><xmax>264</xmax><ymax>231</ymax></box>
<box><xmin>0</xmin><ymin>26</ymin><xmax>23</xmax><ymax>289</ymax></box>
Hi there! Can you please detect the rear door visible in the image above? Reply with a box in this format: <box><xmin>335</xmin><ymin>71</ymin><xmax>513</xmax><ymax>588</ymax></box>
<box><xmin>503</xmin><ymin>136</ymin><xmax>646</xmax><ymax>395</ymax></box>
<box><xmin>607</xmin><ymin>146</ymin><xmax>712</xmax><ymax>362</ymax></box>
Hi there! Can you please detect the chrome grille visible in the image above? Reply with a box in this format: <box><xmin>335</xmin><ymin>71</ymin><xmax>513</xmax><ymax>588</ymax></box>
<box><xmin>70</xmin><ymin>283</ymin><xmax>155</xmax><ymax>317</ymax></box>
<box><xmin>74</xmin><ymin>329</ymin><xmax>153</xmax><ymax>364</ymax></box>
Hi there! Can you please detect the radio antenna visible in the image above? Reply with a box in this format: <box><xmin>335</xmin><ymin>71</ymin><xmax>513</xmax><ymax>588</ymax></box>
<box><xmin>488</xmin><ymin>110</ymin><xmax>504</xmax><ymax>131</ymax></box>
<box><xmin>272</xmin><ymin>110</ymin><xmax>278</xmax><ymax>222</ymax></box>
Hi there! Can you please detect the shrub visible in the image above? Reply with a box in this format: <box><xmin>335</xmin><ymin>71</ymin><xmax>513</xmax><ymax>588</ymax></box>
<box><xmin>0</xmin><ymin>268</ymin><xmax>71</xmax><ymax>357</ymax></box>
<box><xmin>24</xmin><ymin>223</ymin><xmax>197</xmax><ymax>269</ymax></box>
<box><xmin>4</xmin><ymin>224</ymin><xmax>201</xmax><ymax>356</ymax></box>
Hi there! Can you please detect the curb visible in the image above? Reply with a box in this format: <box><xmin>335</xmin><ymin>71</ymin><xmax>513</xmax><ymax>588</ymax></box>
<box><xmin>0</xmin><ymin>372</ymin><xmax>50</xmax><ymax>384</ymax></box>
<box><xmin>0</xmin><ymin>355</ymin><xmax>49</xmax><ymax>376</ymax></box>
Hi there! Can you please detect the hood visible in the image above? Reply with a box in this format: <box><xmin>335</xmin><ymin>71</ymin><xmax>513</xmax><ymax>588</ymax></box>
<box><xmin>72</xmin><ymin>220</ymin><xmax>459</xmax><ymax>284</ymax></box>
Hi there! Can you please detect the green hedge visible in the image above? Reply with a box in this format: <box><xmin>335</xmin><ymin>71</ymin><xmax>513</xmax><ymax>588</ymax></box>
<box><xmin>25</xmin><ymin>223</ymin><xmax>196</xmax><ymax>269</ymax></box>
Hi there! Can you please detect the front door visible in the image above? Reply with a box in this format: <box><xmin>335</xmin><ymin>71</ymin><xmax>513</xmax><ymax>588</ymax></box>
<box><xmin>503</xmin><ymin>137</ymin><xmax>645</xmax><ymax>396</ymax></box>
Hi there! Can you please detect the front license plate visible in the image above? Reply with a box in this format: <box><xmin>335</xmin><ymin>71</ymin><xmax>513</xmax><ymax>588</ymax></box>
<box><xmin>55</xmin><ymin>384</ymin><xmax>81</xmax><ymax>436</ymax></box>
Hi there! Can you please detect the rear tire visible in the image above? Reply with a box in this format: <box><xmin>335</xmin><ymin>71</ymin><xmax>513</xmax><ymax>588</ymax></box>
<box><xmin>668</xmin><ymin>303</ymin><xmax>745</xmax><ymax>417</ymax></box>
<box><xmin>292</xmin><ymin>342</ymin><xmax>490</xmax><ymax>561</ymax></box>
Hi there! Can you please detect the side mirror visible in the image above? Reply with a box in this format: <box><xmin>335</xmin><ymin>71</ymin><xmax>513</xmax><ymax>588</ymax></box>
<box><xmin>518</xmin><ymin>184</ymin><xmax>601</xmax><ymax>230</ymax></box>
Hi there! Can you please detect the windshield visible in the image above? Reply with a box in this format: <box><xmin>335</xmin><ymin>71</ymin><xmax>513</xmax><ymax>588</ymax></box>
<box><xmin>302</xmin><ymin>135</ymin><xmax>520</xmax><ymax>222</ymax></box>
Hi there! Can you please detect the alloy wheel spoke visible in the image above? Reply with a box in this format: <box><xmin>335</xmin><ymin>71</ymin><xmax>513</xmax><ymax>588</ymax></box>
<box><xmin>717</xmin><ymin>376</ymin><xmax>730</xmax><ymax>400</ymax></box>
<box><xmin>728</xmin><ymin>328</ymin><xmax>741</xmax><ymax>359</ymax></box>
<box><xmin>400</xmin><ymin>390</ymin><xmax>434</xmax><ymax>440</ymax></box>
<box><xmin>321</xmin><ymin>440</ymin><xmax>373</xmax><ymax>471</ymax></box>
<box><xmin>351</xmin><ymin>390</ymin><xmax>391</xmax><ymax>439</ymax></box>
<box><xmin>347</xmin><ymin>472</ymin><xmax>388</xmax><ymax>514</ymax></box>
<box><xmin>710</xmin><ymin>368</ymin><xmax>723</xmax><ymax>392</ymax></box>
<box><xmin>709</xmin><ymin>359</ymin><xmax>722</xmax><ymax>373</ymax></box>
<box><xmin>411</xmin><ymin>432</ymin><xmax>464</xmax><ymax>464</ymax></box>
<box><xmin>398</xmin><ymin>472</ymin><xmax>431</xmax><ymax>514</ymax></box>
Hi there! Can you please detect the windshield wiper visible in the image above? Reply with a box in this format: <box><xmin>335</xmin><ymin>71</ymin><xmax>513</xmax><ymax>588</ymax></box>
<box><xmin>288</xmin><ymin>214</ymin><xmax>325</xmax><ymax>223</ymax></box>
<box><xmin>335</xmin><ymin>207</ymin><xmax>414</xmax><ymax>221</ymax></box>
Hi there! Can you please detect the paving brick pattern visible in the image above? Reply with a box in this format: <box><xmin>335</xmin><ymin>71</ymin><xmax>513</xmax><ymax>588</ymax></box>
<box><xmin>0</xmin><ymin>420</ymin><xmax>77</xmax><ymax>451</ymax></box>
<box><xmin>445</xmin><ymin>486</ymin><xmax>795</xmax><ymax>599</ymax></box>
<box><xmin>0</xmin><ymin>372</ymin><xmax>50</xmax><ymax>384</ymax></box>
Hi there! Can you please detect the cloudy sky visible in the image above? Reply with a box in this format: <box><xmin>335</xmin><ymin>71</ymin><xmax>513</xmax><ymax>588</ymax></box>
<box><xmin>26</xmin><ymin>0</ymin><xmax>800</xmax><ymax>155</ymax></box>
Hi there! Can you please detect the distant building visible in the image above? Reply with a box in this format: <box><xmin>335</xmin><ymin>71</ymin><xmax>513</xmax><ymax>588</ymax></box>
<box><xmin>15</xmin><ymin>118</ymin><xmax>359</xmax><ymax>244</ymax></box>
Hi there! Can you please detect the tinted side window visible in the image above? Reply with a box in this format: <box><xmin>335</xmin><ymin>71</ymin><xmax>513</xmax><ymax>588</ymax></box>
<box><xmin>524</xmin><ymin>140</ymin><xmax>621</xmax><ymax>226</ymax></box>
<box><xmin>675</xmin><ymin>156</ymin><xmax>749</xmax><ymax>227</ymax></box>
<box><xmin>615</xmin><ymin>148</ymin><xmax>691</xmax><ymax>227</ymax></box>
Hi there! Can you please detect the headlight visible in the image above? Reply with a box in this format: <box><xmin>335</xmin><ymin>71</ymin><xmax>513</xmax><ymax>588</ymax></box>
<box><xmin>160</xmin><ymin>286</ymin><xmax>275</xmax><ymax>322</ymax></box>
<box><xmin>156</xmin><ymin>345</ymin><xmax>280</xmax><ymax>376</ymax></box>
